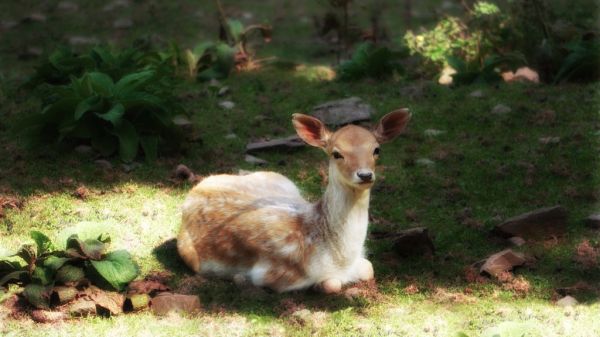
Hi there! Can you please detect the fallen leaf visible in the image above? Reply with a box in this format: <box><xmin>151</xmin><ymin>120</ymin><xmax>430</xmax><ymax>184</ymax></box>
<box><xmin>150</xmin><ymin>293</ymin><xmax>201</xmax><ymax>315</ymax></box>
<box><xmin>127</xmin><ymin>279</ymin><xmax>170</xmax><ymax>296</ymax></box>
<box><xmin>73</xmin><ymin>185</ymin><xmax>90</xmax><ymax>200</ymax></box>
<box><xmin>574</xmin><ymin>240</ymin><xmax>598</xmax><ymax>268</ymax></box>
<box><xmin>30</xmin><ymin>309</ymin><xmax>67</xmax><ymax>323</ymax></box>
<box><xmin>84</xmin><ymin>286</ymin><xmax>124</xmax><ymax>316</ymax></box>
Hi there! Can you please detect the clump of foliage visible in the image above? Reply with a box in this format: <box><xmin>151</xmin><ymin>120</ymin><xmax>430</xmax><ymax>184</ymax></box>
<box><xmin>0</xmin><ymin>231</ymin><xmax>138</xmax><ymax>309</ymax></box>
<box><xmin>554</xmin><ymin>38</ymin><xmax>600</xmax><ymax>83</ymax></box>
<box><xmin>181</xmin><ymin>0</ymin><xmax>271</xmax><ymax>81</ymax></box>
<box><xmin>337</xmin><ymin>42</ymin><xmax>404</xmax><ymax>80</ymax></box>
<box><xmin>404</xmin><ymin>1</ymin><xmax>524</xmax><ymax>84</ymax></box>
<box><xmin>18</xmin><ymin>46</ymin><xmax>188</xmax><ymax>162</ymax></box>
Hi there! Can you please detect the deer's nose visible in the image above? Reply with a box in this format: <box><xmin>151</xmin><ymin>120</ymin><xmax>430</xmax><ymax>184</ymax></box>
<box><xmin>357</xmin><ymin>170</ymin><xmax>373</xmax><ymax>182</ymax></box>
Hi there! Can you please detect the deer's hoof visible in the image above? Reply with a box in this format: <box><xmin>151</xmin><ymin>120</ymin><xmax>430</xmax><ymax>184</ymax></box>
<box><xmin>321</xmin><ymin>279</ymin><xmax>342</xmax><ymax>294</ymax></box>
<box><xmin>357</xmin><ymin>258</ymin><xmax>374</xmax><ymax>281</ymax></box>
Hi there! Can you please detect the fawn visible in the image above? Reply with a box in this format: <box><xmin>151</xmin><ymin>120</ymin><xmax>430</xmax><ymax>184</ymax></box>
<box><xmin>177</xmin><ymin>109</ymin><xmax>410</xmax><ymax>293</ymax></box>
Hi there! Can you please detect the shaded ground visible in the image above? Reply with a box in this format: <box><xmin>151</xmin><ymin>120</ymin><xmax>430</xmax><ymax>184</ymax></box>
<box><xmin>1</xmin><ymin>1</ymin><xmax>600</xmax><ymax>336</ymax></box>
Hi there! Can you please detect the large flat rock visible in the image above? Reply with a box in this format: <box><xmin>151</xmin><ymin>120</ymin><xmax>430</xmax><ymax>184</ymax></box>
<box><xmin>480</xmin><ymin>249</ymin><xmax>526</xmax><ymax>277</ymax></box>
<box><xmin>311</xmin><ymin>97</ymin><xmax>373</xmax><ymax>126</ymax></box>
<box><xmin>245</xmin><ymin>135</ymin><xmax>304</xmax><ymax>153</ymax></box>
<box><xmin>493</xmin><ymin>205</ymin><xmax>567</xmax><ymax>239</ymax></box>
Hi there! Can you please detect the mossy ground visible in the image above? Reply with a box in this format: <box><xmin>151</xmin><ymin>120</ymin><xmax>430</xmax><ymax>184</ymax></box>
<box><xmin>1</xmin><ymin>1</ymin><xmax>599</xmax><ymax>336</ymax></box>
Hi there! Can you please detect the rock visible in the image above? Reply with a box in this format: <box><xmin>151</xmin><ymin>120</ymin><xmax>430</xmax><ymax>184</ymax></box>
<box><xmin>173</xmin><ymin>164</ymin><xmax>195</xmax><ymax>182</ymax></box>
<box><xmin>246</xmin><ymin>135</ymin><xmax>304</xmax><ymax>153</ymax></box>
<box><xmin>57</xmin><ymin>1</ymin><xmax>79</xmax><ymax>12</ymax></box>
<box><xmin>75</xmin><ymin>145</ymin><xmax>94</xmax><ymax>156</ymax></box>
<box><xmin>416</xmin><ymin>158</ymin><xmax>435</xmax><ymax>167</ymax></box>
<box><xmin>103</xmin><ymin>0</ymin><xmax>130</xmax><ymax>11</ymax></box>
<box><xmin>245</xmin><ymin>154</ymin><xmax>268</xmax><ymax>166</ymax></box>
<box><xmin>390</xmin><ymin>227</ymin><xmax>435</xmax><ymax>257</ymax></box>
<box><xmin>480</xmin><ymin>249</ymin><xmax>526</xmax><ymax>277</ymax></box>
<box><xmin>556</xmin><ymin>295</ymin><xmax>578</xmax><ymax>307</ymax></box>
<box><xmin>68</xmin><ymin>36</ymin><xmax>99</xmax><ymax>46</ymax></box>
<box><xmin>424</xmin><ymin>129</ymin><xmax>445</xmax><ymax>137</ymax></box>
<box><xmin>225</xmin><ymin>133</ymin><xmax>238</xmax><ymax>139</ymax></box>
<box><xmin>508</xmin><ymin>236</ymin><xmax>526</xmax><ymax>247</ymax></box>
<box><xmin>113</xmin><ymin>18</ymin><xmax>133</xmax><ymax>29</ymax></box>
<box><xmin>95</xmin><ymin>159</ymin><xmax>113</xmax><ymax>170</ymax></box>
<box><xmin>121</xmin><ymin>162</ymin><xmax>141</xmax><ymax>173</ymax></box>
<box><xmin>469</xmin><ymin>90</ymin><xmax>484</xmax><ymax>98</ymax></box>
<box><xmin>30</xmin><ymin>309</ymin><xmax>67</xmax><ymax>323</ymax></box>
<box><xmin>150</xmin><ymin>293</ymin><xmax>201</xmax><ymax>316</ymax></box>
<box><xmin>217</xmin><ymin>86</ymin><xmax>230</xmax><ymax>96</ymax></box>
<box><xmin>218</xmin><ymin>101</ymin><xmax>235</xmax><ymax>109</ymax></box>
<box><xmin>438</xmin><ymin>66</ymin><xmax>456</xmax><ymax>85</ymax></box>
<box><xmin>0</xmin><ymin>20</ymin><xmax>18</xmax><ymax>30</ymax></box>
<box><xmin>172</xmin><ymin>114</ymin><xmax>193</xmax><ymax>127</ymax></box>
<box><xmin>491</xmin><ymin>104</ymin><xmax>512</xmax><ymax>115</ymax></box>
<box><xmin>492</xmin><ymin>205</ymin><xmax>568</xmax><ymax>239</ymax></box>
<box><xmin>21</xmin><ymin>13</ymin><xmax>46</xmax><ymax>23</ymax></box>
<box><xmin>311</xmin><ymin>97</ymin><xmax>373</xmax><ymax>126</ymax></box>
<box><xmin>17</xmin><ymin>47</ymin><xmax>42</xmax><ymax>60</ymax></box>
<box><xmin>539</xmin><ymin>136</ymin><xmax>560</xmax><ymax>145</ymax></box>
<box><xmin>585</xmin><ymin>214</ymin><xmax>600</xmax><ymax>229</ymax></box>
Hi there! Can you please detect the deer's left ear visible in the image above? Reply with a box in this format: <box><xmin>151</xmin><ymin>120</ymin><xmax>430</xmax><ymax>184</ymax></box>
<box><xmin>373</xmin><ymin>109</ymin><xmax>411</xmax><ymax>143</ymax></box>
<box><xmin>292</xmin><ymin>113</ymin><xmax>331</xmax><ymax>148</ymax></box>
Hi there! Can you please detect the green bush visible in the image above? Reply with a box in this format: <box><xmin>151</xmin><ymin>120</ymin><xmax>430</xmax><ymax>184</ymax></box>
<box><xmin>337</xmin><ymin>42</ymin><xmax>404</xmax><ymax>81</ymax></box>
<box><xmin>1</xmin><ymin>231</ymin><xmax>138</xmax><ymax>308</ymax></box>
<box><xmin>18</xmin><ymin>46</ymin><xmax>188</xmax><ymax>162</ymax></box>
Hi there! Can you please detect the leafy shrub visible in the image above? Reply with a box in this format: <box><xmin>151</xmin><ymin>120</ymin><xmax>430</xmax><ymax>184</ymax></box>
<box><xmin>554</xmin><ymin>38</ymin><xmax>600</xmax><ymax>83</ymax></box>
<box><xmin>337</xmin><ymin>42</ymin><xmax>404</xmax><ymax>80</ymax></box>
<box><xmin>447</xmin><ymin>52</ymin><xmax>526</xmax><ymax>85</ymax></box>
<box><xmin>18</xmin><ymin>46</ymin><xmax>187</xmax><ymax>162</ymax></box>
<box><xmin>1</xmin><ymin>231</ymin><xmax>139</xmax><ymax>308</ymax></box>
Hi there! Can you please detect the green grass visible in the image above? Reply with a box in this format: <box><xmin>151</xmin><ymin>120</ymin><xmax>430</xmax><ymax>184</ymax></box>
<box><xmin>1</xmin><ymin>1</ymin><xmax>600</xmax><ymax>336</ymax></box>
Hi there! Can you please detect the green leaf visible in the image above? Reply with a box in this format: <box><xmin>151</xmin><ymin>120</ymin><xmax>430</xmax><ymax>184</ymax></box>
<box><xmin>74</xmin><ymin>95</ymin><xmax>103</xmax><ymax>120</ymax></box>
<box><xmin>55</xmin><ymin>265</ymin><xmax>85</xmax><ymax>285</ymax></box>
<box><xmin>43</xmin><ymin>255</ymin><xmax>71</xmax><ymax>272</ymax></box>
<box><xmin>90</xmin><ymin>250</ymin><xmax>139</xmax><ymax>291</ymax></box>
<box><xmin>65</xmin><ymin>234</ymin><xmax>108</xmax><ymax>260</ymax></box>
<box><xmin>140</xmin><ymin>135</ymin><xmax>158</xmax><ymax>163</ymax></box>
<box><xmin>114</xmin><ymin>119</ymin><xmax>139</xmax><ymax>163</ymax></box>
<box><xmin>23</xmin><ymin>283</ymin><xmax>50</xmax><ymax>309</ymax></box>
<box><xmin>0</xmin><ymin>270</ymin><xmax>29</xmax><ymax>286</ymax></box>
<box><xmin>226</xmin><ymin>19</ymin><xmax>244</xmax><ymax>42</ymax></box>
<box><xmin>87</xmin><ymin>72</ymin><xmax>114</xmax><ymax>96</ymax></box>
<box><xmin>32</xmin><ymin>265</ymin><xmax>53</xmax><ymax>285</ymax></box>
<box><xmin>96</xmin><ymin>103</ymin><xmax>124</xmax><ymax>125</ymax></box>
<box><xmin>114</xmin><ymin>70</ymin><xmax>155</xmax><ymax>97</ymax></box>
<box><xmin>30</xmin><ymin>231</ymin><xmax>54</xmax><ymax>256</ymax></box>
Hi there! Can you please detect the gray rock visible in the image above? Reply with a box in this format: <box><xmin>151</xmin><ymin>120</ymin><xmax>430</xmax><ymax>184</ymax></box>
<box><xmin>480</xmin><ymin>249</ymin><xmax>526</xmax><ymax>277</ymax></box>
<box><xmin>121</xmin><ymin>162</ymin><xmax>141</xmax><ymax>173</ymax></box>
<box><xmin>424</xmin><ymin>129</ymin><xmax>445</xmax><ymax>137</ymax></box>
<box><xmin>539</xmin><ymin>136</ymin><xmax>560</xmax><ymax>145</ymax></box>
<box><xmin>95</xmin><ymin>159</ymin><xmax>113</xmax><ymax>170</ymax></box>
<box><xmin>508</xmin><ymin>236</ymin><xmax>526</xmax><ymax>247</ymax></box>
<box><xmin>469</xmin><ymin>90</ymin><xmax>484</xmax><ymax>98</ymax></box>
<box><xmin>491</xmin><ymin>104</ymin><xmax>512</xmax><ymax>115</ymax></box>
<box><xmin>74</xmin><ymin>145</ymin><xmax>94</xmax><ymax>156</ymax></box>
<box><xmin>225</xmin><ymin>133</ymin><xmax>238</xmax><ymax>139</ymax></box>
<box><xmin>585</xmin><ymin>214</ymin><xmax>600</xmax><ymax>229</ymax></box>
<box><xmin>246</xmin><ymin>135</ymin><xmax>304</xmax><ymax>153</ymax></box>
<box><xmin>172</xmin><ymin>115</ymin><xmax>192</xmax><ymax>127</ymax></box>
<box><xmin>103</xmin><ymin>0</ymin><xmax>130</xmax><ymax>11</ymax></box>
<box><xmin>57</xmin><ymin>1</ymin><xmax>79</xmax><ymax>12</ymax></box>
<box><xmin>556</xmin><ymin>295</ymin><xmax>578</xmax><ymax>307</ymax></box>
<box><xmin>245</xmin><ymin>154</ymin><xmax>268</xmax><ymax>166</ymax></box>
<box><xmin>68</xmin><ymin>36</ymin><xmax>99</xmax><ymax>46</ymax></box>
<box><xmin>217</xmin><ymin>86</ymin><xmax>230</xmax><ymax>96</ymax></box>
<box><xmin>312</xmin><ymin>97</ymin><xmax>373</xmax><ymax>126</ymax></box>
<box><xmin>493</xmin><ymin>205</ymin><xmax>568</xmax><ymax>239</ymax></box>
<box><xmin>416</xmin><ymin>158</ymin><xmax>435</xmax><ymax>167</ymax></box>
<box><xmin>389</xmin><ymin>227</ymin><xmax>435</xmax><ymax>257</ymax></box>
<box><xmin>113</xmin><ymin>18</ymin><xmax>133</xmax><ymax>29</ymax></box>
<box><xmin>218</xmin><ymin>101</ymin><xmax>235</xmax><ymax>109</ymax></box>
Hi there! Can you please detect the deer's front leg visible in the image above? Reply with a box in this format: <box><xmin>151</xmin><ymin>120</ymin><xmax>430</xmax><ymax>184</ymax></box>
<box><xmin>320</xmin><ymin>278</ymin><xmax>342</xmax><ymax>294</ymax></box>
<box><xmin>355</xmin><ymin>258</ymin><xmax>374</xmax><ymax>281</ymax></box>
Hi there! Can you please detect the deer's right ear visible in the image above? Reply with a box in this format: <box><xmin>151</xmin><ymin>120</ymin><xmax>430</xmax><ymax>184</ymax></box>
<box><xmin>292</xmin><ymin>113</ymin><xmax>330</xmax><ymax>148</ymax></box>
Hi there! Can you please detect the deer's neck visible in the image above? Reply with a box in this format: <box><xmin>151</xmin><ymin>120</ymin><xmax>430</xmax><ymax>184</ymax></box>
<box><xmin>310</xmin><ymin>167</ymin><xmax>371</xmax><ymax>260</ymax></box>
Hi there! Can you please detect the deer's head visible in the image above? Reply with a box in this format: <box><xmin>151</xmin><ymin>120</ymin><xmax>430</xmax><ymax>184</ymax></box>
<box><xmin>293</xmin><ymin>109</ymin><xmax>411</xmax><ymax>190</ymax></box>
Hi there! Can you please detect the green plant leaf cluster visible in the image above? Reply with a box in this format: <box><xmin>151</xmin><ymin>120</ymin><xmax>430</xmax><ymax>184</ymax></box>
<box><xmin>447</xmin><ymin>52</ymin><xmax>527</xmax><ymax>85</ymax></box>
<box><xmin>19</xmin><ymin>47</ymin><xmax>187</xmax><ymax>162</ymax></box>
<box><xmin>0</xmin><ymin>231</ymin><xmax>139</xmax><ymax>308</ymax></box>
<box><xmin>337</xmin><ymin>42</ymin><xmax>404</xmax><ymax>81</ymax></box>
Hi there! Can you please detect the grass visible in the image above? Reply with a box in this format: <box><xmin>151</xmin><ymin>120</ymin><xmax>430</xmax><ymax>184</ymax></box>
<box><xmin>1</xmin><ymin>1</ymin><xmax>600</xmax><ymax>336</ymax></box>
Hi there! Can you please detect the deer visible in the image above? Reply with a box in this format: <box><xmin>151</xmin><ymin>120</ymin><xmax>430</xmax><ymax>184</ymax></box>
<box><xmin>177</xmin><ymin>109</ymin><xmax>411</xmax><ymax>293</ymax></box>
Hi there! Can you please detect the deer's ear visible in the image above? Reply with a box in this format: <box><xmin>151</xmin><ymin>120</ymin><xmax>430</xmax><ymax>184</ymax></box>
<box><xmin>292</xmin><ymin>113</ymin><xmax>330</xmax><ymax>148</ymax></box>
<box><xmin>373</xmin><ymin>109</ymin><xmax>411</xmax><ymax>143</ymax></box>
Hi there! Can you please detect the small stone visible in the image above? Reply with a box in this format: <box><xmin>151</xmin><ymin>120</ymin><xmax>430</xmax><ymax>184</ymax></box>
<box><xmin>21</xmin><ymin>13</ymin><xmax>46</xmax><ymax>23</ymax></box>
<box><xmin>173</xmin><ymin>164</ymin><xmax>194</xmax><ymax>181</ymax></box>
<box><xmin>493</xmin><ymin>205</ymin><xmax>568</xmax><ymax>239</ymax></box>
<box><xmin>480</xmin><ymin>249</ymin><xmax>526</xmax><ymax>277</ymax></box>
<box><xmin>113</xmin><ymin>18</ymin><xmax>133</xmax><ymax>29</ymax></box>
<box><xmin>218</xmin><ymin>101</ymin><xmax>235</xmax><ymax>109</ymax></box>
<box><xmin>57</xmin><ymin>1</ymin><xmax>79</xmax><ymax>12</ymax></box>
<box><xmin>438</xmin><ymin>66</ymin><xmax>456</xmax><ymax>85</ymax></box>
<box><xmin>103</xmin><ymin>0</ymin><xmax>130</xmax><ymax>11</ymax></box>
<box><xmin>491</xmin><ymin>104</ymin><xmax>512</xmax><ymax>115</ymax></box>
<box><xmin>312</xmin><ymin>97</ymin><xmax>373</xmax><ymax>126</ymax></box>
<box><xmin>556</xmin><ymin>295</ymin><xmax>578</xmax><ymax>307</ymax></box>
<box><xmin>245</xmin><ymin>154</ymin><xmax>268</xmax><ymax>166</ymax></box>
<box><xmin>75</xmin><ymin>145</ymin><xmax>94</xmax><ymax>156</ymax></box>
<box><xmin>95</xmin><ymin>159</ymin><xmax>113</xmax><ymax>170</ymax></box>
<box><xmin>469</xmin><ymin>90</ymin><xmax>484</xmax><ymax>98</ymax></box>
<box><xmin>68</xmin><ymin>36</ymin><xmax>99</xmax><ymax>46</ymax></box>
<box><xmin>217</xmin><ymin>86</ymin><xmax>230</xmax><ymax>96</ymax></box>
<box><xmin>17</xmin><ymin>47</ymin><xmax>43</xmax><ymax>60</ymax></box>
<box><xmin>121</xmin><ymin>162</ymin><xmax>141</xmax><ymax>173</ymax></box>
<box><xmin>172</xmin><ymin>114</ymin><xmax>192</xmax><ymax>126</ymax></box>
<box><xmin>0</xmin><ymin>20</ymin><xmax>18</xmax><ymax>30</ymax></box>
<box><xmin>208</xmin><ymin>79</ymin><xmax>221</xmax><ymax>88</ymax></box>
<box><xmin>539</xmin><ymin>136</ymin><xmax>560</xmax><ymax>145</ymax></box>
<box><xmin>225</xmin><ymin>133</ymin><xmax>238</xmax><ymax>139</ymax></box>
<box><xmin>416</xmin><ymin>158</ymin><xmax>435</xmax><ymax>167</ymax></box>
<box><xmin>246</xmin><ymin>135</ymin><xmax>304</xmax><ymax>153</ymax></box>
<box><xmin>585</xmin><ymin>214</ymin><xmax>600</xmax><ymax>229</ymax></box>
<box><xmin>508</xmin><ymin>236</ymin><xmax>526</xmax><ymax>247</ymax></box>
<box><xmin>424</xmin><ymin>129</ymin><xmax>445</xmax><ymax>137</ymax></box>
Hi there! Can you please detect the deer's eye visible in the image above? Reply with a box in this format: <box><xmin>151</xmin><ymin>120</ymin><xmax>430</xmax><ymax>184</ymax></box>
<box><xmin>332</xmin><ymin>151</ymin><xmax>344</xmax><ymax>159</ymax></box>
<box><xmin>373</xmin><ymin>147</ymin><xmax>380</xmax><ymax>156</ymax></box>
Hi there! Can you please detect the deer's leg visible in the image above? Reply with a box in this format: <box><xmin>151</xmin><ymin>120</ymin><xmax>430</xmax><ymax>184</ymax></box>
<box><xmin>319</xmin><ymin>278</ymin><xmax>342</xmax><ymax>294</ymax></box>
<box><xmin>355</xmin><ymin>258</ymin><xmax>374</xmax><ymax>281</ymax></box>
